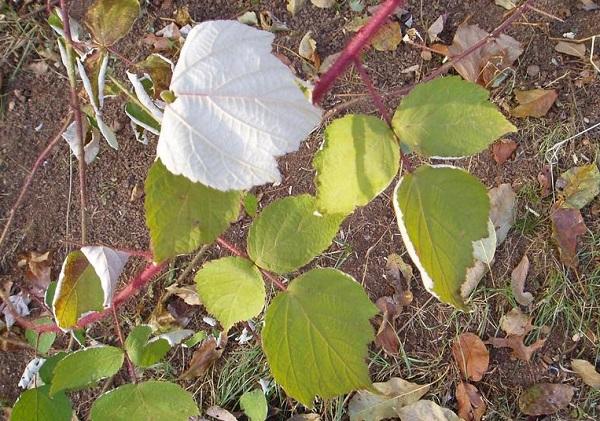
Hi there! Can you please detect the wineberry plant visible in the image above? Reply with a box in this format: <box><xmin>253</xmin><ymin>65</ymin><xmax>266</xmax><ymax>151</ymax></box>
<box><xmin>6</xmin><ymin>0</ymin><xmax>531</xmax><ymax>419</ymax></box>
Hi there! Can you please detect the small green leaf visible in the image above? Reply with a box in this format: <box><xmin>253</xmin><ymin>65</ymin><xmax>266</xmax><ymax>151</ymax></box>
<box><xmin>145</xmin><ymin>159</ymin><xmax>243</xmax><ymax>262</ymax></box>
<box><xmin>125</xmin><ymin>325</ymin><xmax>170</xmax><ymax>368</ymax></box>
<box><xmin>85</xmin><ymin>0</ymin><xmax>140</xmax><ymax>46</ymax></box>
<box><xmin>39</xmin><ymin>352</ymin><xmax>69</xmax><ymax>385</ymax></box>
<box><xmin>50</xmin><ymin>346</ymin><xmax>124</xmax><ymax>395</ymax></box>
<box><xmin>25</xmin><ymin>318</ymin><xmax>57</xmax><ymax>354</ymax></box>
<box><xmin>52</xmin><ymin>250</ymin><xmax>104</xmax><ymax>330</ymax></box>
<box><xmin>11</xmin><ymin>386</ymin><xmax>72</xmax><ymax>421</ymax></box>
<box><xmin>240</xmin><ymin>389</ymin><xmax>268</xmax><ymax>421</ymax></box>
<box><xmin>90</xmin><ymin>381</ymin><xmax>199</xmax><ymax>421</ymax></box>
<box><xmin>44</xmin><ymin>281</ymin><xmax>57</xmax><ymax>308</ymax></box>
<box><xmin>262</xmin><ymin>268</ymin><xmax>377</xmax><ymax>405</ymax></box>
<box><xmin>314</xmin><ymin>114</ymin><xmax>400</xmax><ymax>214</ymax></box>
<box><xmin>393</xmin><ymin>165</ymin><xmax>490</xmax><ymax>308</ymax></box>
<box><xmin>183</xmin><ymin>331</ymin><xmax>207</xmax><ymax>348</ymax></box>
<box><xmin>195</xmin><ymin>257</ymin><xmax>265</xmax><ymax>331</ymax></box>
<box><xmin>125</xmin><ymin>102</ymin><xmax>160</xmax><ymax>134</ymax></box>
<box><xmin>392</xmin><ymin>76</ymin><xmax>516</xmax><ymax>158</ymax></box>
<box><xmin>247</xmin><ymin>195</ymin><xmax>344</xmax><ymax>274</ymax></box>
<box><xmin>243</xmin><ymin>193</ymin><xmax>259</xmax><ymax>217</ymax></box>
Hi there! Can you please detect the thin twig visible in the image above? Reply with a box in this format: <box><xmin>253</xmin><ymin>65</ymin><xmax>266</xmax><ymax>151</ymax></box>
<box><xmin>175</xmin><ymin>245</ymin><xmax>210</xmax><ymax>285</ymax></box>
<box><xmin>111</xmin><ymin>305</ymin><xmax>137</xmax><ymax>383</ymax></box>
<box><xmin>0</xmin><ymin>114</ymin><xmax>73</xmax><ymax>250</ymax></box>
<box><xmin>353</xmin><ymin>58</ymin><xmax>391</xmax><ymax>124</ymax></box>
<box><xmin>216</xmin><ymin>237</ymin><xmax>287</xmax><ymax>291</ymax></box>
<box><xmin>60</xmin><ymin>0</ymin><xmax>88</xmax><ymax>243</ymax></box>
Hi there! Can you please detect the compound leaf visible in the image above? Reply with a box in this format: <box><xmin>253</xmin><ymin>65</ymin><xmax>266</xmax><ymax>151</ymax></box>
<box><xmin>11</xmin><ymin>386</ymin><xmax>72</xmax><ymax>421</ymax></box>
<box><xmin>85</xmin><ymin>0</ymin><xmax>140</xmax><ymax>46</ymax></box>
<box><xmin>157</xmin><ymin>20</ymin><xmax>321</xmax><ymax>191</ymax></box>
<box><xmin>393</xmin><ymin>165</ymin><xmax>490</xmax><ymax>308</ymax></box>
<box><xmin>145</xmin><ymin>159</ymin><xmax>242</xmax><ymax>262</ymax></box>
<box><xmin>262</xmin><ymin>268</ymin><xmax>377</xmax><ymax>405</ymax></box>
<box><xmin>90</xmin><ymin>381</ymin><xmax>199</xmax><ymax>421</ymax></box>
<box><xmin>247</xmin><ymin>195</ymin><xmax>344</xmax><ymax>274</ymax></box>
<box><xmin>50</xmin><ymin>346</ymin><xmax>124</xmax><ymax>395</ymax></box>
<box><xmin>314</xmin><ymin>114</ymin><xmax>400</xmax><ymax>214</ymax></box>
<box><xmin>195</xmin><ymin>256</ymin><xmax>265</xmax><ymax>331</ymax></box>
<box><xmin>53</xmin><ymin>251</ymin><xmax>104</xmax><ymax>330</ymax></box>
<box><xmin>392</xmin><ymin>76</ymin><xmax>515</xmax><ymax>158</ymax></box>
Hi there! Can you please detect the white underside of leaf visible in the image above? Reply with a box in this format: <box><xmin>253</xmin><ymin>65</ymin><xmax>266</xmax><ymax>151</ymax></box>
<box><xmin>80</xmin><ymin>246</ymin><xmax>130</xmax><ymax>307</ymax></box>
<box><xmin>18</xmin><ymin>357</ymin><xmax>46</xmax><ymax>389</ymax></box>
<box><xmin>126</xmin><ymin>71</ymin><xmax>164</xmax><ymax>121</ymax></box>
<box><xmin>157</xmin><ymin>20</ymin><xmax>322</xmax><ymax>191</ymax></box>
<box><xmin>152</xmin><ymin>329</ymin><xmax>194</xmax><ymax>346</ymax></box>
<box><xmin>62</xmin><ymin>119</ymin><xmax>100</xmax><ymax>164</ymax></box>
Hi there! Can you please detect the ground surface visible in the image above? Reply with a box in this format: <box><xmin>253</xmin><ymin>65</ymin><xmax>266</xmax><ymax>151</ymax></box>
<box><xmin>0</xmin><ymin>0</ymin><xmax>599</xmax><ymax>420</ymax></box>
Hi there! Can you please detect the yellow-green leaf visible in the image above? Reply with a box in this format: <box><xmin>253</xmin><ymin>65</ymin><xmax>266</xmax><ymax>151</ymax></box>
<box><xmin>85</xmin><ymin>0</ymin><xmax>140</xmax><ymax>46</ymax></box>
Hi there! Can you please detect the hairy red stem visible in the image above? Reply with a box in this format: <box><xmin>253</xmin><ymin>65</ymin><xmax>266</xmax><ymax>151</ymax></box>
<box><xmin>312</xmin><ymin>0</ymin><xmax>405</xmax><ymax>103</ymax></box>
<box><xmin>353</xmin><ymin>58</ymin><xmax>391</xmax><ymax>124</ymax></box>
<box><xmin>216</xmin><ymin>237</ymin><xmax>287</xmax><ymax>290</ymax></box>
<box><xmin>0</xmin><ymin>114</ymin><xmax>73</xmax><ymax>249</ymax></box>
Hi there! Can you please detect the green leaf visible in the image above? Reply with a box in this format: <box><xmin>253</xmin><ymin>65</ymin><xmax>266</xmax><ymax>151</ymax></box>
<box><xmin>39</xmin><ymin>352</ymin><xmax>69</xmax><ymax>385</ymax></box>
<box><xmin>145</xmin><ymin>159</ymin><xmax>243</xmax><ymax>262</ymax></box>
<box><xmin>11</xmin><ymin>386</ymin><xmax>72</xmax><ymax>421</ymax></box>
<box><xmin>240</xmin><ymin>389</ymin><xmax>268</xmax><ymax>421</ymax></box>
<box><xmin>183</xmin><ymin>331</ymin><xmax>207</xmax><ymax>348</ymax></box>
<box><xmin>392</xmin><ymin>76</ymin><xmax>516</xmax><ymax>158</ymax></box>
<box><xmin>125</xmin><ymin>102</ymin><xmax>160</xmax><ymax>134</ymax></box>
<box><xmin>45</xmin><ymin>281</ymin><xmax>57</xmax><ymax>308</ymax></box>
<box><xmin>195</xmin><ymin>257</ymin><xmax>265</xmax><ymax>331</ymax></box>
<box><xmin>262</xmin><ymin>268</ymin><xmax>377</xmax><ymax>405</ymax></box>
<box><xmin>557</xmin><ymin>164</ymin><xmax>600</xmax><ymax>209</ymax></box>
<box><xmin>247</xmin><ymin>195</ymin><xmax>344</xmax><ymax>274</ymax></box>
<box><xmin>50</xmin><ymin>346</ymin><xmax>124</xmax><ymax>395</ymax></box>
<box><xmin>85</xmin><ymin>0</ymin><xmax>140</xmax><ymax>46</ymax></box>
<box><xmin>52</xmin><ymin>250</ymin><xmax>104</xmax><ymax>330</ymax></box>
<box><xmin>393</xmin><ymin>165</ymin><xmax>490</xmax><ymax>308</ymax></box>
<box><xmin>314</xmin><ymin>114</ymin><xmax>400</xmax><ymax>214</ymax></box>
<box><xmin>125</xmin><ymin>325</ymin><xmax>170</xmax><ymax>368</ymax></box>
<box><xmin>243</xmin><ymin>193</ymin><xmax>259</xmax><ymax>217</ymax></box>
<box><xmin>90</xmin><ymin>381</ymin><xmax>199</xmax><ymax>421</ymax></box>
<box><xmin>25</xmin><ymin>317</ymin><xmax>57</xmax><ymax>354</ymax></box>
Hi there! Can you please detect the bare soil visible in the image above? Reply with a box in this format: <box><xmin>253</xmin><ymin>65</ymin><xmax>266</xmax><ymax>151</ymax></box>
<box><xmin>1</xmin><ymin>0</ymin><xmax>599</xmax><ymax>419</ymax></box>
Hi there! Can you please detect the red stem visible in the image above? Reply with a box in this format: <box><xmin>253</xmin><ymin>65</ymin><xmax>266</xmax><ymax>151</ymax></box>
<box><xmin>111</xmin><ymin>305</ymin><xmax>137</xmax><ymax>383</ymax></box>
<box><xmin>353</xmin><ymin>58</ymin><xmax>391</xmax><ymax>124</ymax></box>
<box><xmin>216</xmin><ymin>237</ymin><xmax>287</xmax><ymax>291</ymax></box>
<box><xmin>312</xmin><ymin>0</ymin><xmax>405</xmax><ymax>103</ymax></box>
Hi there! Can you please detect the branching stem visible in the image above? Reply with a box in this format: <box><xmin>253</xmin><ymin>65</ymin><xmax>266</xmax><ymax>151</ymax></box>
<box><xmin>111</xmin><ymin>305</ymin><xmax>137</xmax><ymax>383</ymax></box>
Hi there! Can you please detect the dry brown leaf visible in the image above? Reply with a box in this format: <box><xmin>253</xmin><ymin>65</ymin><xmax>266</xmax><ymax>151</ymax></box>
<box><xmin>142</xmin><ymin>33</ymin><xmax>174</xmax><ymax>51</ymax></box>
<box><xmin>371</xmin><ymin>22</ymin><xmax>402</xmax><ymax>52</ymax></box>
<box><xmin>511</xmin><ymin>254</ymin><xmax>534</xmax><ymax>306</ymax></box>
<box><xmin>311</xmin><ymin>0</ymin><xmax>336</xmax><ymax>8</ymax></box>
<box><xmin>287</xmin><ymin>0</ymin><xmax>307</xmax><ymax>15</ymax></box>
<box><xmin>555</xmin><ymin>41</ymin><xmax>586</xmax><ymax>58</ymax></box>
<box><xmin>180</xmin><ymin>336</ymin><xmax>224</xmax><ymax>379</ymax></box>
<box><xmin>538</xmin><ymin>165</ymin><xmax>552</xmax><ymax>197</ymax></box>
<box><xmin>174</xmin><ymin>6</ymin><xmax>192</xmax><ymax>27</ymax></box>
<box><xmin>430</xmin><ymin>43</ymin><xmax>449</xmax><ymax>56</ymax></box>
<box><xmin>486</xmin><ymin>335</ymin><xmax>546</xmax><ymax>362</ymax></box>
<box><xmin>452</xmin><ymin>333</ymin><xmax>489</xmax><ymax>382</ymax></box>
<box><xmin>551</xmin><ymin>206</ymin><xmax>588</xmax><ymax>268</ymax></box>
<box><xmin>519</xmin><ymin>383</ymin><xmax>575</xmax><ymax>415</ymax></box>
<box><xmin>571</xmin><ymin>359</ymin><xmax>600</xmax><ymax>388</ymax></box>
<box><xmin>456</xmin><ymin>382</ymin><xmax>486</xmax><ymax>421</ymax></box>
<box><xmin>500</xmin><ymin>308</ymin><xmax>532</xmax><ymax>336</ymax></box>
<box><xmin>299</xmin><ymin>31</ymin><xmax>320</xmax><ymax>67</ymax></box>
<box><xmin>374</xmin><ymin>296</ymin><xmax>401</xmax><ymax>355</ymax></box>
<box><xmin>427</xmin><ymin>15</ymin><xmax>445</xmax><ymax>43</ymax></box>
<box><xmin>206</xmin><ymin>405</ymin><xmax>237</xmax><ymax>421</ymax></box>
<box><xmin>27</xmin><ymin>61</ymin><xmax>49</xmax><ymax>76</ymax></box>
<box><xmin>165</xmin><ymin>284</ymin><xmax>201</xmax><ymax>306</ymax></box>
<box><xmin>495</xmin><ymin>0</ymin><xmax>516</xmax><ymax>9</ymax></box>
<box><xmin>319</xmin><ymin>52</ymin><xmax>342</xmax><ymax>74</ymax></box>
<box><xmin>491</xmin><ymin>139</ymin><xmax>518</xmax><ymax>165</ymax></box>
<box><xmin>448</xmin><ymin>24</ymin><xmax>522</xmax><ymax>85</ymax></box>
<box><xmin>511</xmin><ymin>89</ymin><xmax>558</xmax><ymax>118</ymax></box>
<box><xmin>18</xmin><ymin>251</ymin><xmax>52</xmax><ymax>298</ymax></box>
<box><xmin>580</xmin><ymin>0</ymin><xmax>599</xmax><ymax>10</ymax></box>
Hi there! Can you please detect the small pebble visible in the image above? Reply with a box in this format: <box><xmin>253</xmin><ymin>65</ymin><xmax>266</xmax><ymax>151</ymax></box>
<box><xmin>526</xmin><ymin>65</ymin><xmax>540</xmax><ymax>77</ymax></box>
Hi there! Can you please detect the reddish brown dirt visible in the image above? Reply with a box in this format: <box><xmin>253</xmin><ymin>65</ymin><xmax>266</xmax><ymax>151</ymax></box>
<box><xmin>1</xmin><ymin>0</ymin><xmax>599</xmax><ymax>419</ymax></box>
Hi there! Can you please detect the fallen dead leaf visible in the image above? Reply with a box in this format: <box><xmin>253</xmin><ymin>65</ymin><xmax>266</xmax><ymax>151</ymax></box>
<box><xmin>551</xmin><ymin>206</ymin><xmax>587</xmax><ymax>268</ymax></box>
<box><xmin>518</xmin><ymin>383</ymin><xmax>575</xmax><ymax>416</ymax></box>
<box><xmin>374</xmin><ymin>296</ymin><xmax>401</xmax><ymax>355</ymax></box>
<box><xmin>344</xmin><ymin>15</ymin><xmax>369</xmax><ymax>32</ymax></box>
<box><xmin>165</xmin><ymin>284</ymin><xmax>201</xmax><ymax>306</ymax></box>
<box><xmin>500</xmin><ymin>308</ymin><xmax>532</xmax><ymax>336</ymax></box>
<box><xmin>174</xmin><ymin>6</ymin><xmax>192</xmax><ymax>27</ymax></box>
<box><xmin>142</xmin><ymin>33</ymin><xmax>174</xmax><ymax>52</ymax></box>
<box><xmin>27</xmin><ymin>61</ymin><xmax>49</xmax><ymax>76</ymax></box>
<box><xmin>427</xmin><ymin>15</ymin><xmax>445</xmax><ymax>43</ymax></box>
<box><xmin>386</xmin><ymin>253</ymin><xmax>413</xmax><ymax>291</ymax></box>
<box><xmin>452</xmin><ymin>333</ymin><xmax>489</xmax><ymax>382</ymax></box>
<box><xmin>538</xmin><ymin>165</ymin><xmax>552</xmax><ymax>198</ymax></box>
<box><xmin>491</xmin><ymin>139</ymin><xmax>518</xmax><ymax>165</ymax></box>
<box><xmin>511</xmin><ymin>89</ymin><xmax>558</xmax><ymax>118</ymax></box>
<box><xmin>319</xmin><ymin>52</ymin><xmax>341</xmax><ymax>74</ymax></box>
<box><xmin>555</xmin><ymin>41</ymin><xmax>586</xmax><ymax>58</ymax></box>
<box><xmin>299</xmin><ymin>31</ymin><xmax>320</xmax><ymax>67</ymax></box>
<box><xmin>456</xmin><ymin>382</ymin><xmax>486</xmax><ymax>421</ymax></box>
<box><xmin>259</xmin><ymin>11</ymin><xmax>289</xmax><ymax>32</ymax></box>
<box><xmin>486</xmin><ymin>335</ymin><xmax>546</xmax><ymax>362</ymax></box>
<box><xmin>180</xmin><ymin>336</ymin><xmax>224</xmax><ymax>379</ymax></box>
<box><xmin>237</xmin><ymin>11</ymin><xmax>258</xmax><ymax>26</ymax></box>
<box><xmin>287</xmin><ymin>0</ymin><xmax>307</xmax><ymax>15</ymax></box>
<box><xmin>495</xmin><ymin>0</ymin><xmax>516</xmax><ymax>9</ymax></box>
<box><xmin>556</xmin><ymin>164</ymin><xmax>600</xmax><ymax>209</ymax></box>
<box><xmin>311</xmin><ymin>0</ymin><xmax>336</xmax><ymax>8</ymax></box>
<box><xmin>206</xmin><ymin>405</ymin><xmax>237</xmax><ymax>421</ymax></box>
<box><xmin>396</xmin><ymin>399</ymin><xmax>461</xmax><ymax>420</ymax></box>
<box><xmin>511</xmin><ymin>254</ymin><xmax>534</xmax><ymax>306</ymax></box>
<box><xmin>18</xmin><ymin>251</ymin><xmax>52</xmax><ymax>298</ymax></box>
<box><xmin>489</xmin><ymin>183</ymin><xmax>517</xmax><ymax>245</ymax></box>
<box><xmin>571</xmin><ymin>359</ymin><xmax>600</xmax><ymax>388</ymax></box>
<box><xmin>430</xmin><ymin>43</ymin><xmax>449</xmax><ymax>56</ymax></box>
<box><xmin>580</xmin><ymin>0</ymin><xmax>599</xmax><ymax>10</ymax></box>
<box><xmin>371</xmin><ymin>21</ymin><xmax>402</xmax><ymax>51</ymax></box>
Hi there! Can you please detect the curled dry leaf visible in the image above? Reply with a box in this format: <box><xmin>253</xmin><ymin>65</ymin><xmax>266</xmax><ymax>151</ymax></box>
<box><xmin>511</xmin><ymin>254</ymin><xmax>534</xmax><ymax>306</ymax></box>
<box><xmin>386</xmin><ymin>253</ymin><xmax>413</xmax><ymax>292</ymax></box>
<box><xmin>491</xmin><ymin>139</ymin><xmax>518</xmax><ymax>165</ymax></box>
<box><xmin>299</xmin><ymin>31</ymin><xmax>320</xmax><ymax>66</ymax></box>
<box><xmin>556</xmin><ymin>164</ymin><xmax>600</xmax><ymax>210</ymax></box>
<box><xmin>555</xmin><ymin>41</ymin><xmax>586</xmax><ymax>58</ymax></box>
<box><xmin>448</xmin><ymin>24</ymin><xmax>522</xmax><ymax>85</ymax></box>
<box><xmin>371</xmin><ymin>22</ymin><xmax>402</xmax><ymax>51</ymax></box>
<box><xmin>495</xmin><ymin>0</ymin><xmax>516</xmax><ymax>9</ymax></box>
<box><xmin>348</xmin><ymin>377</ymin><xmax>430</xmax><ymax>421</ymax></box>
<box><xmin>165</xmin><ymin>283</ymin><xmax>201</xmax><ymax>306</ymax></box>
<box><xmin>311</xmin><ymin>0</ymin><xmax>336</xmax><ymax>8</ymax></box>
<box><xmin>456</xmin><ymin>382</ymin><xmax>486</xmax><ymax>421</ymax></box>
<box><xmin>451</xmin><ymin>333</ymin><xmax>489</xmax><ymax>382</ymax></box>
<box><xmin>18</xmin><ymin>251</ymin><xmax>51</xmax><ymax>298</ymax></box>
<box><xmin>518</xmin><ymin>383</ymin><xmax>575</xmax><ymax>416</ymax></box>
<box><xmin>538</xmin><ymin>165</ymin><xmax>552</xmax><ymax>198</ymax></box>
<box><xmin>287</xmin><ymin>0</ymin><xmax>307</xmax><ymax>15</ymax></box>
<box><xmin>500</xmin><ymin>308</ymin><xmax>532</xmax><ymax>336</ymax></box>
<box><xmin>489</xmin><ymin>183</ymin><xmax>516</xmax><ymax>245</ymax></box>
<box><xmin>551</xmin><ymin>206</ymin><xmax>587</xmax><ymax>268</ymax></box>
<box><xmin>180</xmin><ymin>336</ymin><xmax>224</xmax><ymax>379</ymax></box>
<box><xmin>511</xmin><ymin>89</ymin><xmax>558</xmax><ymax>118</ymax></box>
<box><xmin>374</xmin><ymin>296</ymin><xmax>401</xmax><ymax>355</ymax></box>
<box><xmin>486</xmin><ymin>335</ymin><xmax>546</xmax><ymax>362</ymax></box>
<box><xmin>427</xmin><ymin>15</ymin><xmax>445</xmax><ymax>43</ymax></box>
<box><xmin>571</xmin><ymin>359</ymin><xmax>600</xmax><ymax>388</ymax></box>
